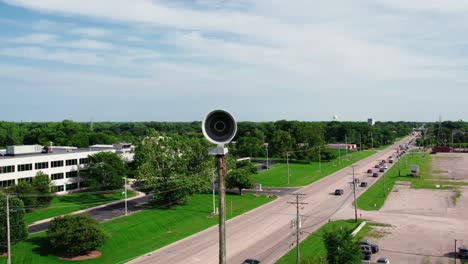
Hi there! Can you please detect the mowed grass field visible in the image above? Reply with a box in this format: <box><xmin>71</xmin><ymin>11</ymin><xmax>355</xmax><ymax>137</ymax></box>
<box><xmin>276</xmin><ymin>219</ymin><xmax>369</xmax><ymax>264</ymax></box>
<box><xmin>252</xmin><ymin>151</ymin><xmax>376</xmax><ymax>187</ymax></box>
<box><xmin>356</xmin><ymin>152</ymin><xmax>468</xmax><ymax>210</ymax></box>
<box><xmin>25</xmin><ymin>190</ymin><xmax>136</xmax><ymax>225</ymax></box>
<box><xmin>3</xmin><ymin>193</ymin><xmax>275</xmax><ymax>264</ymax></box>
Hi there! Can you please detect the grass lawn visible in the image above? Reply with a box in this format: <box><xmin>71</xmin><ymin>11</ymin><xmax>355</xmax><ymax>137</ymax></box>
<box><xmin>356</xmin><ymin>152</ymin><xmax>468</xmax><ymax>210</ymax></box>
<box><xmin>25</xmin><ymin>190</ymin><xmax>136</xmax><ymax>225</ymax></box>
<box><xmin>4</xmin><ymin>193</ymin><xmax>275</xmax><ymax>264</ymax></box>
<box><xmin>276</xmin><ymin>219</ymin><xmax>368</xmax><ymax>264</ymax></box>
<box><xmin>251</xmin><ymin>151</ymin><xmax>376</xmax><ymax>187</ymax></box>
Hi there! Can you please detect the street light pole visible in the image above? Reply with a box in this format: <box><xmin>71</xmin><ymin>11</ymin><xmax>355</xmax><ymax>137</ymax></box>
<box><xmin>351</xmin><ymin>165</ymin><xmax>358</xmax><ymax>222</ymax></box>
<box><xmin>454</xmin><ymin>239</ymin><xmax>457</xmax><ymax>264</ymax></box>
<box><xmin>123</xmin><ymin>177</ymin><xmax>128</xmax><ymax>216</ymax></box>
<box><xmin>266</xmin><ymin>144</ymin><xmax>269</xmax><ymax>170</ymax></box>
<box><xmin>318</xmin><ymin>146</ymin><xmax>321</xmax><ymax>172</ymax></box>
<box><xmin>287</xmin><ymin>152</ymin><xmax>290</xmax><ymax>185</ymax></box>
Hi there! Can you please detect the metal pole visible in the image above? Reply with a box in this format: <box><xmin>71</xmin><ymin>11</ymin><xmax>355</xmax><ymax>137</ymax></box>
<box><xmin>359</xmin><ymin>133</ymin><xmax>362</xmax><ymax>152</ymax></box>
<box><xmin>296</xmin><ymin>194</ymin><xmax>300</xmax><ymax>264</ymax></box>
<box><xmin>212</xmin><ymin>171</ymin><xmax>216</xmax><ymax>214</ymax></box>
<box><xmin>6</xmin><ymin>194</ymin><xmax>11</xmax><ymax>264</ymax></box>
<box><xmin>318</xmin><ymin>146</ymin><xmax>321</xmax><ymax>172</ymax></box>
<box><xmin>371</xmin><ymin>132</ymin><xmax>374</xmax><ymax>149</ymax></box>
<box><xmin>345</xmin><ymin>134</ymin><xmax>348</xmax><ymax>157</ymax></box>
<box><xmin>398</xmin><ymin>155</ymin><xmax>401</xmax><ymax>177</ymax></box>
<box><xmin>124</xmin><ymin>177</ymin><xmax>128</xmax><ymax>216</ymax></box>
<box><xmin>266</xmin><ymin>146</ymin><xmax>269</xmax><ymax>170</ymax></box>
<box><xmin>217</xmin><ymin>155</ymin><xmax>227</xmax><ymax>264</ymax></box>
<box><xmin>352</xmin><ymin>166</ymin><xmax>358</xmax><ymax>222</ymax></box>
<box><xmin>287</xmin><ymin>152</ymin><xmax>290</xmax><ymax>185</ymax></box>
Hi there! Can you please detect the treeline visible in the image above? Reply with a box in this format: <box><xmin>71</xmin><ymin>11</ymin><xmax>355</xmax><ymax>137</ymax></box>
<box><xmin>0</xmin><ymin>120</ymin><xmax>418</xmax><ymax>158</ymax></box>
<box><xmin>417</xmin><ymin>121</ymin><xmax>468</xmax><ymax>147</ymax></box>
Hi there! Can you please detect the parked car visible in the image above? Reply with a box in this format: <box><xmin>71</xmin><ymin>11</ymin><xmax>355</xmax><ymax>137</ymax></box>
<box><xmin>362</xmin><ymin>251</ymin><xmax>371</xmax><ymax>260</ymax></box>
<box><xmin>243</xmin><ymin>259</ymin><xmax>260</xmax><ymax>264</ymax></box>
<box><xmin>361</xmin><ymin>245</ymin><xmax>372</xmax><ymax>254</ymax></box>
<box><xmin>372</xmin><ymin>172</ymin><xmax>379</xmax><ymax>177</ymax></box>
<box><xmin>360</xmin><ymin>240</ymin><xmax>379</xmax><ymax>253</ymax></box>
<box><xmin>376</xmin><ymin>257</ymin><xmax>390</xmax><ymax>263</ymax></box>
<box><xmin>360</xmin><ymin>182</ymin><xmax>368</xmax><ymax>187</ymax></box>
<box><xmin>334</xmin><ymin>189</ymin><xmax>344</xmax><ymax>195</ymax></box>
<box><xmin>367</xmin><ymin>169</ymin><xmax>373</xmax><ymax>173</ymax></box>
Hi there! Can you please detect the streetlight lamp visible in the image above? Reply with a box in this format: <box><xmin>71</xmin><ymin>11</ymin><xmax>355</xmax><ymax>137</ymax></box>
<box><xmin>351</xmin><ymin>165</ymin><xmax>358</xmax><ymax>222</ymax></box>
<box><xmin>264</xmin><ymin>143</ymin><xmax>269</xmax><ymax>170</ymax></box>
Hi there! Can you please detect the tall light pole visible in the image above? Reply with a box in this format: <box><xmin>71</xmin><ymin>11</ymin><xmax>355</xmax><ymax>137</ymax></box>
<box><xmin>6</xmin><ymin>194</ymin><xmax>11</xmax><ymax>264</ymax></box>
<box><xmin>123</xmin><ymin>177</ymin><xmax>128</xmax><ymax>216</ymax></box>
<box><xmin>345</xmin><ymin>134</ymin><xmax>348</xmax><ymax>158</ymax></box>
<box><xmin>351</xmin><ymin>165</ymin><xmax>358</xmax><ymax>222</ymax></box>
<box><xmin>359</xmin><ymin>133</ymin><xmax>362</xmax><ymax>152</ymax></box>
<box><xmin>318</xmin><ymin>146</ymin><xmax>321</xmax><ymax>172</ymax></box>
<box><xmin>265</xmin><ymin>143</ymin><xmax>269</xmax><ymax>170</ymax></box>
<box><xmin>286</xmin><ymin>152</ymin><xmax>290</xmax><ymax>185</ymax></box>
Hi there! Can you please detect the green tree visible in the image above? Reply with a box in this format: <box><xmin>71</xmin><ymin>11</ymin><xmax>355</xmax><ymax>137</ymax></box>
<box><xmin>323</xmin><ymin>226</ymin><xmax>362</xmax><ymax>264</ymax></box>
<box><xmin>32</xmin><ymin>171</ymin><xmax>53</xmax><ymax>207</ymax></box>
<box><xmin>48</xmin><ymin>214</ymin><xmax>107</xmax><ymax>257</ymax></box>
<box><xmin>0</xmin><ymin>193</ymin><xmax>28</xmax><ymax>252</ymax></box>
<box><xmin>80</xmin><ymin>152</ymin><xmax>128</xmax><ymax>190</ymax></box>
<box><xmin>12</xmin><ymin>181</ymin><xmax>37</xmax><ymax>212</ymax></box>
<box><xmin>136</xmin><ymin>130</ymin><xmax>211</xmax><ymax>207</ymax></box>
<box><xmin>226</xmin><ymin>168</ymin><xmax>254</xmax><ymax>195</ymax></box>
<box><xmin>271</xmin><ymin>130</ymin><xmax>295</xmax><ymax>157</ymax></box>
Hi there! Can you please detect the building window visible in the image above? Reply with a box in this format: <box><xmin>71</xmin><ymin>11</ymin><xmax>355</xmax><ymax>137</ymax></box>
<box><xmin>51</xmin><ymin>160</ymin><xmax>64</xmax><ymax>168</ymax></box>
<box><xmin>52</xmin><ymin>185</ymin><xmax>64</xmax><ymax>192</ymax></box>
<box><xmin>79</xmin><ymin>158</ymin><xmax>89</xmax><ymax>165</ymax></box>
<box><xmin>0</xmin><ymin>165</ymin><xmax>15</xmax><ymax>174</ymax></box>
<box><xmin>18</xmin><ymin>163</ymin><xmax>33</xmax><ymax>172</ymax></box>
<box><xmin>35</xmin><ymin>162</ymin><xmax>49</xmax><ymax>170</ymax></box>
<box><xmin>0</xmin><ymin>179</ymin><xmax>15</xmax><ymax>187</ymax></box>
<box><xmin>66</xmin><ymin>171</ymin><xmax>78</xmax><ymax>178</ymax></box>
<box><xmin>51</xmin><ymin>173</ymin><xmax>64</xmax><ymax>180</ymax></box>
<box><xmin>66</xmin><ymin>183</ymin><xmax>78</xmax><ymax>191</ymax></box>
<box><xmin>66</xmin><ymin>159</ymin><xmax>78</xmax><ymax>166</ymax></box>
<box><xmin>18</xmin><ymin>177</ymin><xmax>33</xmax><ymax>183</ymax></box>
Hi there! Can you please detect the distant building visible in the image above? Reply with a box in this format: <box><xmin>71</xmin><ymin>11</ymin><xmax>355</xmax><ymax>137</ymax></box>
<box><xmin>0</xmin><ymin>144</ymin><xmax>134</xmax><ymax>194</ymax></box>
<box><xmin>367</xmin><ymin>118</ymin><xmax>375</xmax><ymax>126</ymax></box>
<box><xmin>327</xmin><ymin>144</ymin><xmax>357</xmax><ymax>150</ymax></box>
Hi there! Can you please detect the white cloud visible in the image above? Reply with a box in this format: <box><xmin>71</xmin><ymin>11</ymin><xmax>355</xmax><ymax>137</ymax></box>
<box><xmin>69</xmin><ymin>27</ymin><xmax>110</xmax><ymax>38</ymax></box>
<box><xmin>8</xmin><ymin>33</ymin><xmax>114</xmax><ymax>50</ymax></box>
<box><xmin>0</xmin><ymin>46</ymin><xmax>102</xmax><ymax>65</ymax></box>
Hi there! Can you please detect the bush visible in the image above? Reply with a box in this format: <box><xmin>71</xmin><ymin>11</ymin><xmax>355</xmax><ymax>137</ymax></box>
<box><xmin>48</xmin><ymin>215</ymin><xmax>107</xmax><ymax>256</ymax></box>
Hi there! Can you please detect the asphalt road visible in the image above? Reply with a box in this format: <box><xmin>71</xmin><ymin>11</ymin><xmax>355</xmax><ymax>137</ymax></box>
<box><xmin>28</xmin><ymin>195</ymin><xmax>151</xmax><ymax>233</ymax></box>
<box><xmin>128</xmin><ymin>136</ymin><xmax>415</xmax><ymax>264</ymax></box>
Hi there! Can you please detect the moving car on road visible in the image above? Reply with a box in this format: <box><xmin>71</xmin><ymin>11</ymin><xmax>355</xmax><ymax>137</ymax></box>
<box><xmin>334</xmin><ymin>189</ymin><xmax>344</xmax><ymax>195</ymax></box>
<box><xmin>360</xmin><ymin>182</ymin><xmax>368</xmax><ymax>187</ymax></box>
<box><xmin>376</xmin><ymin>257</ymin><xmax>390</xmax><ymax>263</ymax></box>
<box><xmin>367</xmin><ymin>169</ymin><xmax>373</xmax><ymax>173</ymax></box>
<box><xmin>243</xmin><ymin>259</ymin><xmax>260</xmax><ymax>264</ymax></box>
<box><xmin>372</xmin><ymin>172</ymin><xmax>379</xmax><ymax>177</ymax></box>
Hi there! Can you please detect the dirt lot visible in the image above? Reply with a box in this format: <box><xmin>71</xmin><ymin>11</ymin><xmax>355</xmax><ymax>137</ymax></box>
<box><xmin>356</xmin><ymin>153</ymin><xmax>468</xmax><ymax>264</ymax></box>
<box><xmin>433</xmin><ymin>153</ymin><xmax>468</xmax><ymax>181</ymax></box>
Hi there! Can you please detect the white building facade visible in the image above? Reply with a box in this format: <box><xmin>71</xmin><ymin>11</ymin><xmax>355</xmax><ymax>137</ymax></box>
<box><xmin>0</xmin><ymin>144</ymin><xmax>133</xmax><ymax>194</ymax></box>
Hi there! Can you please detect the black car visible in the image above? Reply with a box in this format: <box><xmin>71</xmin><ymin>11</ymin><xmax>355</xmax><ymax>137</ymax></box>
<box><xmin>379</xmin><ymin>168</ymin><xmax>385</xmax><ymax>172</ymax></box>
<box><xmin>243</xmin><ymin>259</ymin><xmax>260</xmax><ymax>264</ymax></box>
<box><xmin>374</xmin><ymin>164</ymin><xmax>380</xmax><ymax>168</ymax></box>
<box><xmin>372</xmin><ymin>172</ymin><xmax>379</xmax><ymax>177</ymax></box>
<box><xmin>334</xmin><ymin>189</ymin><xmax>344</xmax><ymax>195</ymax></box>
<box><xmin>360</xmin><ymin>182</ymin><xmax>368</xmax><ymax>187</ymax></box>
<box><xmin>362</xmin><ymin>251</ymin><xmax>371</xmax><ymax>260</ymax></box>
<box><xmin>367</xmin><ymin>169</ymin><xmax>373</xmax><ymax>173</ymax></box>
<box><xmin>360</xmin><ymin>240</ymin><xmax>379</xmax><ymax>253</ymax></box>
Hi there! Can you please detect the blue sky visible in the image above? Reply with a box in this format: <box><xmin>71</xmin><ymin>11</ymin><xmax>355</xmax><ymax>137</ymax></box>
<box><xmin>0</xmin><ymin>0</ymin><xmax>467</xmax><ymax>122</ymax></box>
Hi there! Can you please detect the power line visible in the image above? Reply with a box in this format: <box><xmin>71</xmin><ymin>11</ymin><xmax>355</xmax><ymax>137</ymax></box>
<box><xmin>288</xmin><ymin>193</ymin><xmax>308</xmax><ymax>264</ymax></box>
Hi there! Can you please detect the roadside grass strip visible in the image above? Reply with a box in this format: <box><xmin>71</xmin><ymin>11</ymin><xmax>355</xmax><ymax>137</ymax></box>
<box><xmin>3</xmin><ymin>193</ymin><xmax>274</xmax><ymax>264</ymax></box>
<box><xmin>277</xmin><ymin>219</ymin><xmax>369</xmax><ymax>264</ymax></box>
<box><xmin>25</xmin><ymin>190</ymin><xmax>136</xmax><ymax>225</ymax></box>
<box><xmin>252</xmin><ymin>151</ymin><xmax>376</xmax><ymax>187</ymax></box>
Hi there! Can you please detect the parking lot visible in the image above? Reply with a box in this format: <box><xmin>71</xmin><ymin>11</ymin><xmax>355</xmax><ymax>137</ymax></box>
<box><xmin>339</xmin><ymin>153</ymin><xmax>468</xmax><ymax>263</ymax></box>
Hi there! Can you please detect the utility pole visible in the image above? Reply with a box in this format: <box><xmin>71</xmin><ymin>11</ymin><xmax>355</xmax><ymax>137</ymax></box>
<box><xmin>288</xmin><ymin>193</ymin><xmax>308</xmax><ymax>264</ymax></box>
<box><xmin>398</xmin><ymin>154</ymin><xmax>401</xmax><ymax>177</ymax></box>
<box><xmin>217</xmin><ymin>155</ymin><xmax>227</xmax><ymax>264</ymax></box>
<box><xmin>351</xmin><ymin>165</ymin><xmax>358</xmax><ymax>222</ymax></box>
<box><xmin>345</xmin><ymin>134</ymin><xmax>348</xmax><ymax>158</ymax></box>
<box><xmin>287</xmin><ymin>152</ymin><xmax>290</xmax><ymax>185</ymax></box>
<box><xmin>265</xmin><ymin>143</ymin><xmax>269</xmax><ymax>170</ymax></box>
<box><xmin>371</xmin><ymin>132</ymin><xmax>374</xmax><ymax>149</ymax></box>
<box><xmin>6</xmin><ymin>194</ymin><xmax>11</xmax><ymax>264</ymax></box>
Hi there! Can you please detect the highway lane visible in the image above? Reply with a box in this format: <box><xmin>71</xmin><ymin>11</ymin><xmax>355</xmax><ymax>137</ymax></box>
<box><xmin>128</xmin><ymin>136</ymin><xmax>415</xmax><ymax>264</ymax></box>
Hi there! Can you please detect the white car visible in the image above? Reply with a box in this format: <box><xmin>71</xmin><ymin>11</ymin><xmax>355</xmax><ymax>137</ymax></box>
<box><xmin>376</xmin><ymin>258</ymin><xmax>390</xmax><ymax>264</ymax></box>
